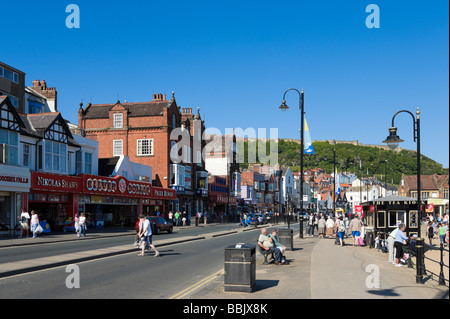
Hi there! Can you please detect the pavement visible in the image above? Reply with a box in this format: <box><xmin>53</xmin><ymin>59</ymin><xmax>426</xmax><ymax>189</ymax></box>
<box><xmin>0</xmin><ymin>223</ymin><xmax>448</xmax><ymax>299</ymax></box>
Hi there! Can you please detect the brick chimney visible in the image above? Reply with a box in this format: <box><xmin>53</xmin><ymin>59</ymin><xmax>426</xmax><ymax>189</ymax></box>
<box><xmin>152</xmin><ymin>93</ymin><xmax>166</xmax><ymax>101</ymax></box>
<box><xmin>29</xmin><ymin>79</ymin><xmax>58</xmax><ymax>112</ymax></box>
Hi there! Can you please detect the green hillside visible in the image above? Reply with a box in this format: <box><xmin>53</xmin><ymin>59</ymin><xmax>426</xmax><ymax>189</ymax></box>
<box><xmin>239</xmin><ymin>139</ymin><xmax>447</xmax><ymax>185</ymax></box>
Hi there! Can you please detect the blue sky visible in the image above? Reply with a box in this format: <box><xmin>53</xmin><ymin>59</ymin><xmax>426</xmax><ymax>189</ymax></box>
<box><xmin>2</xmin><ymin>0</ymin><xmax>449</xmax><ymax>167</ymax></box>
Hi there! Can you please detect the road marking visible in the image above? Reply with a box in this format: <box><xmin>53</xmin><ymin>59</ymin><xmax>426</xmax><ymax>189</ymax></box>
<box><xmin>169</xmin><ymin>268</ymin><xmax>224</xmax><ymax>299</ymax></box>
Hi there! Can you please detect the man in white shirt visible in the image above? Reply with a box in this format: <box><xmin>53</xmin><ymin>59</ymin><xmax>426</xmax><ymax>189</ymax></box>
<box><xmin>137</xmin><ymin>215</ymin><xmax>160</xmax><ymax>257</ymax></box>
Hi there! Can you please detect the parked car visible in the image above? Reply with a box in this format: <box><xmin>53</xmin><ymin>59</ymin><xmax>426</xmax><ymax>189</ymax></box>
<box><xmin>256</xmin><ymin>213</ymin><xmax>268</xmax><ymax>224</ymax></box>
<box><xmin>247</xmin><ymin>213</ymin><xmax>257</xmax><ymax>225</ymax></box>
<box><xmin>264</xmin><ymin>212</ymin><xmax>273</xmax><ymax>223</ymax></box>
<box><xmin>148</xmin><ymin>216</ymin><xmax>173</xmax><ymax>235</ymax></box>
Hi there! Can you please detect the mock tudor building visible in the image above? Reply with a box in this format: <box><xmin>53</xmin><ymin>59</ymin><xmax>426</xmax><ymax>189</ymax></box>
<box><xmin>78</xmin><ymin>92</ymin><xmax>208</xmax><ymax>219</ymax></box>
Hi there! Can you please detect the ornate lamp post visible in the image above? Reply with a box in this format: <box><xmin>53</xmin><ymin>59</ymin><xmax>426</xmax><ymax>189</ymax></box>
<box><xmin>382</xmin><ymin>108</ymin><xmax>422</xmax><ymax>237</ymax></box>
<box><xmin>382</xmin><ymin>107</ymin><xmax>424</xmax><ymax>284</ymax></box>
<box><xmin>279</xmin><ymin>88</ymin><xmax>304</xmax><ymax>238</ymax></box>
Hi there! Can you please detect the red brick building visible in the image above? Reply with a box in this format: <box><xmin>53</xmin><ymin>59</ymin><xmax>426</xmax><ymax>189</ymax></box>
<box><xmin>78</xmin><ymin>92</ymin><xmax>208</xmax><ymax>218</ymax></box>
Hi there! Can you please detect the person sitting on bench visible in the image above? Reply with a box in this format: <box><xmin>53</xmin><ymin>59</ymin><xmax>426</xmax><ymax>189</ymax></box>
<box><xmin>257</xmin><ymin>228</ymin><xmax>284</xmax><ymax>265</ymax></box>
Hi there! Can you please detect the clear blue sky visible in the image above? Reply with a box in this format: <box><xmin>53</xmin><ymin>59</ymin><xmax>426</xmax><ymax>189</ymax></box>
<box><xmin>2</xmin><ymin>0</ymin><xmax>449</xmax><ymax>167</ymax></box>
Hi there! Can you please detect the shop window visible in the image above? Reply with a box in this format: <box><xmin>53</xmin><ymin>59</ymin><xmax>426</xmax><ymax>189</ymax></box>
<box><xmin>377</xmin><ymin>210</ymin><xmax>386</xmax><ymax>228</ymax></box>
<box><xmin>409</xmin><ymin>211</ymin><xmax>418</xmax><ymax>228</ymax></box>
<box><xmin>388</xmin><ymin>210</ymin><xmax>406</xmax><ymax>227</ymax></box>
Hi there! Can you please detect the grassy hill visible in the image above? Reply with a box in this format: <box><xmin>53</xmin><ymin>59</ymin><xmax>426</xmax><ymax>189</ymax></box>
<box><xmin>238</xmin><ymin>139</ymin><xmax>447</xmax><ymax>185</ymax></box>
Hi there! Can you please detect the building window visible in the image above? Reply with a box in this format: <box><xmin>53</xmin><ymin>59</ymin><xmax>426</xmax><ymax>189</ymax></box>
<box><xmin>0</xmin><ymin>66</ymin><xmax>19</xmax><ymax>83</ymax></box>
<box><xmin>170</xmin><ymin>164</ymin><xmax>185</xmax><ymax>187</ymax></box>
<box><xmin>0</xmin><ymin>92</ymin><xmax>19</xmax><ymax>108</ymax></box>
<box><xmin>44</xmin><ymin>140</ymin><xmax>67</xmax><ymax>172</ymax></box>
<box><xmin>172</xmin><ymin>114</ymin><xmax>176</xmax><ymax>129</ymax></box>
<box><xmin>85</xmin><ymin>152</ymin><xmax>92</xmax><ymax>174</ymax></box>
<box><xmin>113</xmin><ymin>140</ymin><xmax>123</xmax><ymax>156</ymax></box>
<box><xmin>23</xmin><ymin>144</ymin><xmax>31</xmax><ymax>167</ymax></box>
<box><xmin>170</xmin><ymin>141</ymin><xmax>178</xmax><ymax>162</ymax></box>
<box><xmin>114</xmin><ymin>113</ymin><xmax>123</xmax><ymax>128</ymax></box>
<box><xmin>137</xmin><ymin>139</ymin><xmax>153</xmax><ymax>156</ymax></box>
<box><xmin>76</xmin><ymin>151</ymin><xmax>82</xmax><ymax>173</ymax></box>
<box><xmin>196</xmin><ymin>151</ymin><xmax>202</xmax><ymax>166</ymax></box>
<box><xmin>0</xmin><ymin>129</ymin><xmax>19</xmax><ymax>165</ymax></box>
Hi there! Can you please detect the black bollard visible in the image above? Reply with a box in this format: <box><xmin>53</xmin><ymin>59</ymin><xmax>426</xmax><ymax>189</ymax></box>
<box><xmin>439</xmin><ymin>243</ymin><xmax>445</xmax><ymax>286</ymax></box>
<box><xmin>299</xmin><ymin>217</ymin><xmax>304</xmax><ymax>239</ymax></box>
<box><xmin>415</xmin><ymin>238</ymin><xmax>424</xmax><ymax>284</ymax></box>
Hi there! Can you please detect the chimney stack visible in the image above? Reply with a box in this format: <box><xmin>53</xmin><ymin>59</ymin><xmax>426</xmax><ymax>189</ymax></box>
<box><xmin>29</xmin><ymin>79</ymin><xmax>58</xmax><ymax>112</ymax></box>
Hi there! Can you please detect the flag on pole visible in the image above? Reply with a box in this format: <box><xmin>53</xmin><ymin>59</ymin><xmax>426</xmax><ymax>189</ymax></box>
<box><xmin>304</xmin><ymin>118</ymin><xmax>315</xmax><ymax>154</ymax></box>
<box><xmin>335</xmin><ymin>172</ymin><xmax>341</xmax><ymax>195</ymax></box>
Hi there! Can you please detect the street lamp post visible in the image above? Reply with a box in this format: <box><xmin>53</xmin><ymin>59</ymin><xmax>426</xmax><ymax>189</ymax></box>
<box><xmin>382</xmin><ymin>108</ymin><xmax>421</xmax><ymax>237</ymax></box>
<box><xmin>279</xmin><ymin>88</ymin><xmax>304</xmax><ymax>238</ymax></box>
<box><xmin>382</xmin><ymin>107</ymin><xmax>423</xmax><ymax>284</ymax></box>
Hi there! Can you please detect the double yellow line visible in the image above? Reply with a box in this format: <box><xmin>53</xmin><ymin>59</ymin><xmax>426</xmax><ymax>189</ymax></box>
<box><xmin>169</xmin><ymin>268</ymin><xmax>224</xmax><ymax>299</ymax></box>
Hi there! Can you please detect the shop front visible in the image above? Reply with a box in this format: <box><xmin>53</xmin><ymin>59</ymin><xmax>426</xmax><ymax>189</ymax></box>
<box><xmin>0</xmin><ymin>165</ymin><xmax>30</xmax><ymax>236</ymax></box>
<box><xmin>362</xmin><ymin>195</ymin><xmax>426</xmax><ymax>240</ymax></box>
<box><xmin>143</xmin><ymin>186</ymin><xmax>176</xmax><ymax>218</ymax></box>
<box><xmin>79</xmin><ymin>174</ymin><xmax>153</xmax><ymax>228</ymax></box>
<box><xmin>28</xmin><ymin>172</ymin><xmax>81</xmax><ymax>232</ymax></box>
<box><xmin>28</xmin><ymin>172</ymin><xmax>174</xmax><ymax>231</ymax></box>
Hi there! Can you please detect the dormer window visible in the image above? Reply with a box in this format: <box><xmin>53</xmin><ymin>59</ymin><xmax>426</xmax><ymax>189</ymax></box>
<box><xmin>114</xmin><ymin>113</ymin><xmax>123</xmax><ymax>128</ymax></box>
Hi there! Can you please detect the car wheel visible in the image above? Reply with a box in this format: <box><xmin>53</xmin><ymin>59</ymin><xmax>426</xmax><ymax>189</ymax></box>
<box><xmin>156</xmin><ymin>227</ymin><xmax>161</xmax><ymax>235</ymax></box>
<box><xmin>168</xmin><ymin>226</ymin><xmax>173</xmax><ymax>234</ymax></box>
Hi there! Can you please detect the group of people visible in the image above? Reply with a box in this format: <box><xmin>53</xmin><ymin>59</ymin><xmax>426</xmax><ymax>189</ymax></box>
<box><xmin>426</xmin><ymin>213</ymin><xmax>449</xmax><ymax>246</ymax></box>
<box><xmin>134</xmin><ymin>214</ymin><xmax>160</xmax><ymax>257</ymax></box>
<box><xmin>306</xmin><ymin>212</ymin><xmax>364</xmax><ymax>247</ymax></box>
<box><xmin>167</xmin><ymin>211</ymin><xmax>188</xmax><ymax>226</ymax></box>
<box><xmin>386</xmin><ymin>223</ymin><xmax>416</xmax><ymax>267</ymax></box>
<box><xmin>18</xmin><ymin>209</ymin><xmax>40</xmax><ymax>238</ymax></box>
<box><xmin>74</xmin><ymin>213</ymin><xmax>87</xmax><ymax>238</ymax></box>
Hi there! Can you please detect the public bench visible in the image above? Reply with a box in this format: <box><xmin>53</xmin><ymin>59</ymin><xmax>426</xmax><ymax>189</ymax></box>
<box><xmin>257</xmin><ymin>241</ymin><xmax>274</xmax><ymax>265</ymax></box>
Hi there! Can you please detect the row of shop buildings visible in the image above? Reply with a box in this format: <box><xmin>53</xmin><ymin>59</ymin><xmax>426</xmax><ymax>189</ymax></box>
<box><xmin>0</xmin><ymin>60</ymin><xmax>242</xmax><ymax>234</ymax></box>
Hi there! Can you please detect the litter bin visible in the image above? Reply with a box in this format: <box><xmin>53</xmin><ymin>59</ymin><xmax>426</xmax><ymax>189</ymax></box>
<box><xmin>224</xmin><ymin>243</ymin><xmax>256</xmax><ymax>292</ymax></box>
<box><xmin>278</xmin><ymin>228</ymin><xmax>294</xmax><ymax>251</ymax></box>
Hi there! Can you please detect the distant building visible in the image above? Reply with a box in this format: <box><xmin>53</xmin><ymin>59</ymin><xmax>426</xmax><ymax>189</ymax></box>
<box><xmin>0</xmin><ymin>61</ymin><xmax>25</xmax><ymax>111</ymax></box>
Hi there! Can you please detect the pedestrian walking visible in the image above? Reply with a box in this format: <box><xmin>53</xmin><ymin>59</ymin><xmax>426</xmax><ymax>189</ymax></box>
<box><xmin>175</xmin><ymin>211</ymin><xmax>180</xmax><ymax>226</ymax></box>
<box><xmin>335</xmin><ymin>216</ymin><xmax>346</xmax><ymax>246</ymax></box>
<box><xmin>19</xmin><ymin>208</ymin><xmax>30</xmax><ymax>238</ymax></box>
<box><xmin>427</xmin><ymin>222</ymin><xmax>434</xmax><ymax>245</ymax></box>
<box><xmin>438</xmin><ymin>223</ymin><xmax>447</xmax><ymax>246</ymax></box>
<box><xmin>318</xmin><ymin>216</ymin><xmax>326</xmax><ymax>238</ymax></box>
<box><xmin>168</xmin><ymin>211</ymin><xmax>173</xmax><ymax>224</ymax></box>
<box><xmin>326</xmin><ymin>216</ymin><xmax>334</xmax><ymax>238</ymax></box>
<box><xmin>30</xmin><ymin>210</ymin><xmax>40</xmax><ymax>238</ymax></box>
<box><xmin>349</xmin><ymin>215</ymin><xmax>363</xmax><ymax>246</ymax></box>
<box><xmin>78</xmin><ymin>213</ymin><xmax>87</xmax><ymax>238</ymax></box>
<box><xmin>307</xmin><ymin>213</ymin><xmax>315</xmax><ymax>236</ymax></box>
<box><xmin>137</xmin><ymin>215</ymin><xmax>159</xmax><ymax>257</ymax></box>
<box><xmin>182</xmin><ymin>211</ymin><xmax>187</xmax><ymax>226</ymax></box>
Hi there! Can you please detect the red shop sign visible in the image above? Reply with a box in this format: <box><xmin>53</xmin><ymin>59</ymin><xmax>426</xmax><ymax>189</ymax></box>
<box><xmin>81</xmin><ymin>174</ymin><xmax>152</xmax><ymax>198</ymax></box>
<box><xmin>31</xmin><ymin>172</ymin><xmax>82</xmax><ymax>193</ymax></box>
<box><xmin>151</xmin><ymin>187</ymin><xmax>176</xmax><ymax>200</ymax></box>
